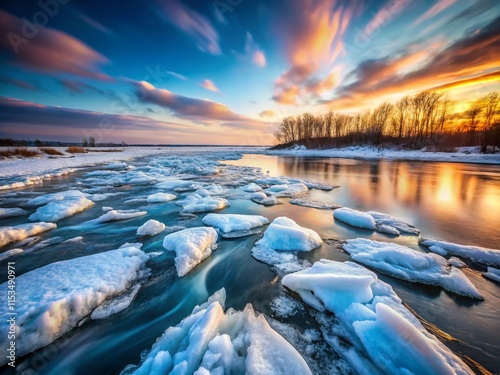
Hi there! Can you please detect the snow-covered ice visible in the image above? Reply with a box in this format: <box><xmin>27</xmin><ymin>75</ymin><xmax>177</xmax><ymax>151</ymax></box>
<box><xmin>0</xmin><ymin>222</ymin><xmax>57</xmax><ymax>248</ymax></box>
<box><xmin>179</xmin><ymin>192</ymin><xmax>229</xmax><ymax>213</ymax></box>
<box><xmin>0</xmin><ymin>248</ymin><xmax>23</xmax><ymax>261</ymax></box>
<box><xmin>368</xmin><ymin>211</ymin><xmax>420</xmax><ymax>235</ymax></box>
<box><xmin>202</xmin><ymin>213</ymin><xmax>269</xmax><ymax>238</ymax></box>
<box><xmin>136</xmin><ymin>219</ymin><xmax>166</xmax><ymax>236</ymax></box>
<box><xmin>95</xmin><ymin>210</ymin><xmax>147</xmax><ymax>223</ymax></box>
<box><xmin>289</xmin><ymin>198</ymin><xmax>341</xmax><ymax>210</ymax></box>
<box><xmin>483</xmin><ymin>267</ymin><xmax>500</xmax><ymax>283</ymax></box>
<box><xmin>334</xmin><ymin>207</ymin><xmax>376</xmax><ymax>230</ymax></box>
<box><xmin>0</xmin><ymin>207</ymin><xmax>27</xmax><ymax>218</ymax></box>
<box><xmin>251</xmin><ymin>192</ymin><xmax>282</xmax><ymax>206</ymax></box>
<box><xmin>28</xmin><ymin>190</ymin><xmax>94</xmax><ymax>222</ymax></box>
<box><xmin>343</xmin><ymin>239</ymin><xmax>482</xmax><ymax>299</ymax></box>
<box><xmin>266</xmin><ymin>183</ymin><xmax>308</xmax><ymax>198</ymax></box>
<box><xmin>0</xmin><ymin>245</ymin><xmax>149</xmax><ymax>364</ymax></box>
<box><xmin>282</xmin><ymin>259</ymin><xmax>473</xmax><ymax>375</ymax></box>
<box><xmin>146</xmin><ymin>192</ymin><xmax>177</xmax><ymax>203</ymax></box>
<box><xmin>91</xmin><ymin>284</ymin><xmax>142</xmax><ymax>320</ymax></box>
<box><xmin>122</xmin><ymin>289</ymin><xmax>311</xmax><ymax>375</ymax></box>
<box><xmin>241</xmin><ymin>182</ymin><xmax>262</xmax><ymax>192</ymax></box>
<box><xmin>162</xmin><ymin>227</ymin><xmax>218</xmax><ymax>277</ymax></box>
<box><xmin>255</xmin><ymin>217</ymin><xmax>322</xmax><ymax>252</ymax></box>
<box><xmin>419</xmin><ymin>238</ymin><xmax>500</xmax><ymax>267</ymax></box>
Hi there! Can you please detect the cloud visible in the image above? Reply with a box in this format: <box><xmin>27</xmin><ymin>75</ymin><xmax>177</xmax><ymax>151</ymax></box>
<box><xmin>271</xmin><ymin>0</ymin><xmax>358</xmax><ymax>105</ymax></box>
<box><xmin>244</xmin><ymin>32</ymin><xmax>266</xmax><ymax>67</ymax></box>
<box><xmin>200</xmin><ymin>79</ymin><xmax>220</xmax><ymax>92</ymax></box>
<box><xmin>0</xmin><ymin>9</ymin><xmax>110</xmax><ymax>81</ymax></box>
<box><xmin>132</xmin><ymin>81</ymin><xmax>267</xmax><ymax>130</ymax></box>
<box><xmin>322</xmin><ymin>15</ymin><xmax>500</xmax><ymax>109</ymax></box>
<box><xmin>159</xmin><ymin>0</ymin><xmax>221</xmax><ymax>55</ymax></box>
<box><xmin>259</xmin><ymin>109</ymin><xmax>278</xmax><ymax>118</ymax></box>
<box><xmin>413</xmin><ymin>0</ymin><xmax>457</xmax><ymax>26</ymax></box>
<box><xmin>0</xmin><ymin>75</ymin><xmax>37</xmax><ymax>91</ymax></box>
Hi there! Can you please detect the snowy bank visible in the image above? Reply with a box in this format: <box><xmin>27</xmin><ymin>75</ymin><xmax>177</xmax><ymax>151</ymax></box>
<box><xmin>121</xmin><ymin>289</ymin><xmax>311</xmax><ymax>375</ymax></box>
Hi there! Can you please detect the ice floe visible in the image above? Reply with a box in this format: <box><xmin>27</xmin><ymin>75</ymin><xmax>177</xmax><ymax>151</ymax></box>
<box><xmin>282</xmin><ymin>259</ymin><xmax>473</xmax><ymax>375</ymax></box>
<box><xmin>95</xmin><ymin>209</ymin><xmax>147</xmax><ymax>223</ymax></box>
<box><xmin>121</xmin><ymin>289</ymin><xmax>311</xmax><ymax>375</ymax></box>
<box><xmin>179</xmin><ymin>191</ymin><xmax>229</xmax><ymax>214</ymax></box>
<box><xmin>28</xmin><ymin>190</ymin><xmax>94</xmax><ymax>222</ymax></box>
<box><xmin>202</xmin><ymin>213</ymin><xmax>269</xmax><ymax>238</ymax></box>
<box><xmin>241</xmin><ymin>182</ymin><xmax>262</xmax><ymax>192</ymax></box>
<box><xmin>266</xmin><ymin>183</ymin><xmax>308</xmax><ymax>198</ymax></box>
<box><xmin>0</xmin><ymin>222</ymin><xmax>57</xmax><ymax>248</ymax></box>
<box><xmin>334</xmin><ymin>207</ymin><xmax>376</xmax><ymax>230</ymax></box>
<box><xmin>155</xmin><ymin>179</ymin><xmax>202</xmax><ymax>192</ymax></box>
<box><xmin>162</xmin><ymin>227</ymin><xmax>218</xmax><ymax>276</ymax></box>
<box><xmin>483</xmin><ymin>267</ymin><xmax>500</xmax><ymax>283</ymax></box>
<box><xmin>0</xmin><ymin>207</ymin><xmax>27</xmax><ymax>218</ymax></box>
<box><xmin>136</xmin><ymin>219</ymin><xmax>166</xmax><ymax>236</ymax></box>
<box><xmin>419</xmin><ymin>238</ymin><xmax>500</xmax><ymax>267</ymax></box>
<box><xmin>250</xmin><ymin>192</ymin><xmax>282</xmax><ymax>206</ymax></box>
<box><xmin>0</xmin><ymin>245</ymin><xmax>149</xmax><ymax>364</ymax></box>
<box><xmin>368</xmin><ymin>211</ymin><xmax>420</xmax><ymax>235</ymax></box>
<box><xmin>146</xmin><ymin>192</ymin><xmax>177</xmax><ymax>203</ymax></box>
<box><xmin>289</xmin><ymin>198</ymin><xmax>341</xmax><ymax>210</ymax></box>
<box><xmin>0</xmin><ymin>248</ymin><xmax>23</xmax><ymax>261</ymax></box>
<box><xmin>343</xmin><ymin>239</ymin><xmax>482</xmax><ymax>299</ymax></box>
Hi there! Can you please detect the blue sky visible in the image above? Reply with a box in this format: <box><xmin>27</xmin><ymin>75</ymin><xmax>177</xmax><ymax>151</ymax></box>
<box><xmin>0</xmin><ymin>0</ymin><xmax>499</xmax><ymax>144</ymax></box>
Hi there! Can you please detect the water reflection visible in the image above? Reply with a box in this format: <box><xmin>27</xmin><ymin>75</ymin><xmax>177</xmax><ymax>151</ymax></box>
<box><xmin>227</xmin><ymin>155</ymin><xmax>500</xmax><ymax>248</ymax></box>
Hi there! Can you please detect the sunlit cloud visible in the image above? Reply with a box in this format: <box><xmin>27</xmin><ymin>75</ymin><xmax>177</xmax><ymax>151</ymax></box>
<box><xmin>200</xmin><ymin>79</ymin><xmax>220</xmax><ymax>93</ymax></box>
<box><xmin>0</xmin><ymin>9</ymin><xmax>110</xmax><ymax>81</ymax></box>
<box><xmin>413</xmin><ymin>0</ymin><xmax>457</xmax><ymax>26</ymax></box>
<box><xmin>159</xmin><ymin>0</ymin><xmax>221</xmax><ymax>55</ymax></box>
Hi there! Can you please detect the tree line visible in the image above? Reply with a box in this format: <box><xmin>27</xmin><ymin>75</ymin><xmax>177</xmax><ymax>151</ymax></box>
<box><xmin>274</xmin><ymin>90</ymin><xmax>500</xmax><ymax>152</ymax></box>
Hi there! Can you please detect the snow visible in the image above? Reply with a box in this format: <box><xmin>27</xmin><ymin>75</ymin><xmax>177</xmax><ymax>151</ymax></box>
<box><xmin>483</xmin><ymin>267</ymin><xmax>500</xmax><ymax>283</ymax></box>
<box><xmin>146</xmin><ymin>192</ymin><xmax>177</xmax><ymax>203</ymax></box>
<box><xmin>265</xmin><ymin>183</ymin><xmax>308</xmax><ymax>198</ymax></box>
<box><xmin>368</xmin><ymin>211</ymin><xmax>420</xmax><ymax>235</ymax></box>
<box><xmin>241</xmin><ymin>182</ymin><xmax>262</xmax><ymax>192</ymax></box>
<box><xmin>264</xmin><ymin>145</ymin><xmax>500</xmax><ymax>165</ymax></box>
<box><xmin>419</xmin><ymin>238</ymin><xmax>500</xmax><ymax>267</ymax></box>
<box><xmin>155</xmin><ymin>179</ymin><xmax>202</xmax><ymax>192</ymax></box>
<box><xmin>270</xmin><ymin>294</ymin><xmax>303</xmax><ymax>318</ymax></box>
<box><xmin>179</xmin><ymin>192</ymin><xmax>229</xmax><ymax>214</ymax></box>
<box><xmin>0</xmin><ymin>168</ymin><xmax>76</xmax><ymax>191</ymax></box>
<box><xmin>0</xmin><ymin>207</ymin><xmax>27</xmax><ymax>218</ymax></box>
<box><xmin>95</xmin><ymin>210</ymin><xmax>147</xmax><ymax>223</ymax></box>
<box><xmin>0</xmin><ymin>222</ymin><xmax>57</xmax><ymax>248</ymax></box>
<box><xmin>343</xmin><ymin>239</ymin><xmax>483</xmax><ymax>299</ymax></box>
<box><xmin>255</xmin><ymin>217</ymin><xmax>323</xmax><ymax>252</ymax></box>
<box><xmin>289</xmin><ymin>198</ymin><xmax>341</xmax><ymax>210</ymax></box>
<box><xmin>251</xmin><ymin>192</ymin><xmax>282</xmax><ymax>206</ymax></box>
<box><xmin>162</xmin><ymin>227</ymin><xmax>218</xmax><ymax>277</ymax></box>
<box><xmin>91</xmin><ymin>284</ymin><xmax>142</xmax><ymax>320</ymax></box>
<box><xmin>105</xmin><ymin>162</ymin><xmax>128</xmax><ymax>170</ymax></box>
<box><xmin>28</xmin><ymin>190</ymin><xmax>95</xmax><ymax>222</ymax></box>
<box><xmin>137</xmin><ymin>219</ymin><xmax>166</xmax><ymax>236</ymax></box>
<box><xmin>102</xmin><ymin>206</ymin><xmax>113</xmax><ymax>212</ymax></box>
<box><xmin>334</xmin><ymin>207</ymin><xmax>376</xmax><ymax>230</ymax></box>
<box><xmin>0</xmin><ymin>245</ymin><xmax>149</xmax><ymax>364</ymax></box>
<box><xmin>202</xmin><ymin>213</ymin><xmax>269</xmax><ymax>237</ymax></box>
<box><xmin>282</xmin><ymin>259</ymin><xmax>473</xmax><ymax>375</ymax></box>
<box><xmin>123</xmin><ymin>289</ymin><xmax>311</xmax><ymax>375</ymax></box>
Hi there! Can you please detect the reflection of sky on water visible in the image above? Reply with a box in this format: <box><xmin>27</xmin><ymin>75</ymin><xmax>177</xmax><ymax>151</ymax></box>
<box><xmin>227</xmin><ymin>155</ymin><xmax>500</xmax><ymax>249</ymax></box>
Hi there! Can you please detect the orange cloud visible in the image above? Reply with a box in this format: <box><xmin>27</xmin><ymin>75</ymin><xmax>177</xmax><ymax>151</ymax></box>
<box><xmin>0</xmin><ymin>9</ymin><xmax>110</xmax><ymax>80</ymax></box>
<box><xmin>200</xmin><ymin>79</ymin><xmax>220</xmax><ymax>93</ymax></box>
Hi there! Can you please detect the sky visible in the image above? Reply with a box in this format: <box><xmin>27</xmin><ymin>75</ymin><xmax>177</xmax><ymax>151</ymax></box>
<box><xmin>0</xmin><ymin>0</ymin><xmax>499</xmax><ymax>145</ymax></box>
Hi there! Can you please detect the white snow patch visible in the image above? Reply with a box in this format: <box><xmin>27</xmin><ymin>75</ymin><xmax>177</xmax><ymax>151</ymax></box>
<box><xmin>95</xmin><ymin>210</ymin><xmax>147</xmax><ymax>223</ymax></box>
<box><xmin>146</xmin><ymin>192</ymin><xmax>177</xmax><ymax>203</ymax></box>
<box><xmin>368</xmin><ymin>211</ymin><xmax>420</xmax><ymax>235</ymax></box>
<box><xmin>91</xmin><ymin>284</ymin><xmax>142</xmax><ymax>320</ymax></box>
<box><xmin>0</xmin><ymin>222</ymin><xmax>57</xmax><ymax>248</ymax></box>
<box><xmin>241</xmin><ymin>182</ymin><xmax>262</xmax><ymax>192</ymax></box>
<box><xmin>137</xmin><ymin>219</ymin><xmax>166</xmax><ymax>236</ymax></box>
<box><xmin>179</xmin><ymin>192</ymin><xmax>229</xmax><ymax>213</ymax></box>
<box><xmin>251</xmin><ymin>192</ymin><xmax>282</xmax><ymax>206</ymax></box>
<box><xmin>28</xmin><ymin>190</ymin><xmax>95</xmax><ymax>222</ymax></box>
<box><xmin>266</xmin><ymin>183</ymin><xmax>308</xmax><ymax>198</ymax></box>
<box><xmin>289</xmin><ymin>198</ymin><xmax>341</xmax><ymax>210</ymax></box>
<box><xmin>334</xmin><ymin>207</ymin><xmax>376</xmax><ymax>230</ymax></box>
<box><xmin>0</xmin><ymin>246</ymin><xmax>149</xmax><ymax>364</ymax></box>
<box><xmin>162</xmin><ymin>227</ymin><xmax>218</xmax><ymax>277</ymax></box>
<box><xmin>202</xmin><ymin>213</ymin><xmax>269</xmax><ymax>237</ymax></box>
<box><xmin>483</xmin><ymin>267</ymin><xmax>500</xmax><ymax>283</ymax></box>
<box><xmin>343</xmin><ymin>239</ymin><xmax>482</xmax><ymax>299</ymax></box>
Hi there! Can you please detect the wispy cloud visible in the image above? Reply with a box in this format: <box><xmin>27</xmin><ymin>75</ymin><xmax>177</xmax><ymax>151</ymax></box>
<box><xmin>413</xmin><ymin>0</ymin><xmax>457</xmax><ymax>26</ymax></box>
<box><xmin>0</xmin><ymin>9</ymin><xmax>110</xmax><ymax>81</ymax></box>
<box><xmin>159</xmin><ymin>0</ymin><xmax>221</xmax><ymax>55</ymax></box>
<box><xmin>200</xmin><ymin>79</ymin><xmax>220</xmax><ymax>92</ymax></box>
